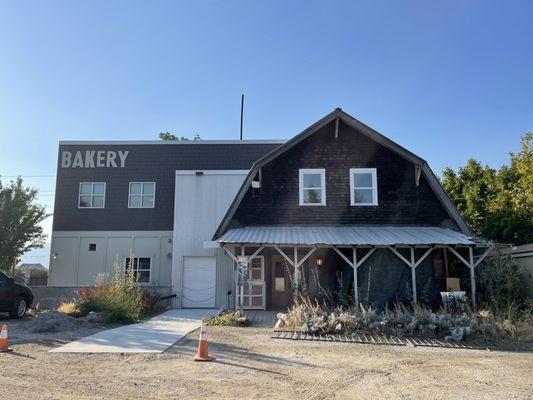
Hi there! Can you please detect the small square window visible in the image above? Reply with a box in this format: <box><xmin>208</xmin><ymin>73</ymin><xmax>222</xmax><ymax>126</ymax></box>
<box><xmin>88</xmin><ymin>243</ymin><xmax>97</xmax><ymax>251</ymax></box>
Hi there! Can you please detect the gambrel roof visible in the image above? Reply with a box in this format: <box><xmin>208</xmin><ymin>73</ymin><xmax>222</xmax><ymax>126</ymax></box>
<box><xmin>213</xmin><ymin>108</ymin><xmax>471</xmax><ymax>239</ymax></box>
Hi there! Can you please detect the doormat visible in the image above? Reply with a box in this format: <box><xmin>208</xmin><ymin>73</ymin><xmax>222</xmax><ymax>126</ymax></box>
<box><xmin>271</xmin><ymin>331</ymin><xmax>533</xmax><ymax>352</ymax></box>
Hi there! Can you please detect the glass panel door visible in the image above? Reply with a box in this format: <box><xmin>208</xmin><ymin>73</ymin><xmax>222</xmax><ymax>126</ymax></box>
<box><xmin>236</xmin><ymin>256</ymin><xmax>265</xmax><ymax>310</ymax></box>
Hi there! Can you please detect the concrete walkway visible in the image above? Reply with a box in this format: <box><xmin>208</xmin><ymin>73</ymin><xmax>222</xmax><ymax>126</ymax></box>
<box><xmin>50</xmin><ymin>309</ymin><xmax>218</xmax><ymax>353</ymax></box>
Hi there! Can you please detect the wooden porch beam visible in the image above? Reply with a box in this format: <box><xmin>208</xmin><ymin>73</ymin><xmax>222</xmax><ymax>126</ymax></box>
<box><xmin>445</xmin><ymin>246</ymin><xmax>470</xmax><ymax>268</ymax></box>
<box><xmin>296</xmin><ymin>247</ymin><xmax>317</xmax><ymax>267</ymax></box>
<box><xmin>410</xmin><ymin>247</ymin><xmax>417</xmax><ymax>303</ymax></box>
<box><xmin>387</xmin><ymin>246</ymin><xmax>411</xmax><ymax>267</ymax></box>
<box><xmin>474</xmin><ymin>246</ymin><xmax>493</xmax><ymax>268</ymax></box>
<box><xmin>222</xmin><ymin>245</ymin><xmax>239</xmax><ymax>263</ymax></box>
<box><xmin>332</xmin><ymin>246</ymin><xmax>354</xmax><ymax>268</ymax></box>
<box><xmin>353</xmin><ymin>247</ymin><xmax>358</xmax><ymax>305</ymax></box>
<box><xmin>293</xmin><ymin>247</ymin><xmax>299</xmax><ymax>292</ymax></box>
<box><xmin>355</xmin><ymin>247</ymin><xmax>376</xmax><ymax>268</ymax></box>
<box><xmin>414</xmin><ymin>247</ymin><xmax>434</xmax><ymax>268</ymax></box>
<box><xmin>469</xmin><ymin>247</ymin><xmax>476</xmax><ymax>309</ymax></box>
<box><xmin>273</xmin><ymin>246</ymin><xmax>295</xmax><ymax>266</ymax></box>
<box><xmin>249</xmin><ymin>246</ymin><xmax>265</xmax><ymax>260</ymax></box>
<box><xmin>445</xmin><ymin>245</ymin><xmax>477</xmax><ymax>309</ymax></box>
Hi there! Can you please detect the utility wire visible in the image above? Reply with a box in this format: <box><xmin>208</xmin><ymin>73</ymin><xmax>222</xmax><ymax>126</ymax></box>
<box><xmin>0</xmin><ymin>175</ymin><xmax>56</xmax><ymax>178</ymax></box>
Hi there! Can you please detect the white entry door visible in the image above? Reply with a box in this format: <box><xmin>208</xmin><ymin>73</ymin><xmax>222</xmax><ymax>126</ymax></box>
<box><xmin>182</xmin><ymin>257</ymin><xmax>216</xmax><ymax>308</ymax></box>
<box><xmin>236</xmin><ymin>256</ymin><xmax>265</xmax><ymax>310</ymax></box>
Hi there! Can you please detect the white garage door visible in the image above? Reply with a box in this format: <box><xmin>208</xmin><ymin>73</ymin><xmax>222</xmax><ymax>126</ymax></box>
<box><xmin>182</xmin><ymin>257</ymin><xmax>216</xmax><ymax>308</ymax></box>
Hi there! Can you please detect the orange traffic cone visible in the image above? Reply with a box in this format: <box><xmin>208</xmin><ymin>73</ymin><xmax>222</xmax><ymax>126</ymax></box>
<box><xmin>194</xmin><ymin>319</ymin><xmax>214</xmax><ymax>361</ymax></box>
<box><xmin>0</xmin><ymin>325</ymin><xmax>12</xmax><ymax>353</ymax></box>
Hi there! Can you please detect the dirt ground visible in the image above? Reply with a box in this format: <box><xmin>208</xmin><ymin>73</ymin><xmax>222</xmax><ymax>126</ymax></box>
<box><xmin>1</xmin><ymin>316</ymin><xmax>532</xmax><ymax>400</ymax></box>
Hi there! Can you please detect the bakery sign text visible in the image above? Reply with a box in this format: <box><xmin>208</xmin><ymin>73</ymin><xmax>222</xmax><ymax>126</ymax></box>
<box><xmin>61</xmin><ymin>150</ymin><xmax>129</xmax><ymax>168</ymax></box>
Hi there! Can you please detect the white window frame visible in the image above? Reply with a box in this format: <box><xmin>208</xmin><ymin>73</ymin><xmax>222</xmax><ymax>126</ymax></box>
<box><xmin>124</xmin><ymin>256</ymin><xmax>152</xmax><ymax>285</ymax></box>
<box><xmin>78</xmin><ymin>182</ymin><xmax>106</xmax><ymax>209</ymax></box>
<box><xmin>299</xmin><ymin>168</ymin><xmax>326</xmax><ymax>206</ymax></box>
<box><xmin>128</xmin><ymin>182</ymin><xmax>156</xmax><ymax>209</ymax></box>
<box><xmin>350</xmin><ymin>168</ymin><xmax>378</xmax><ymax>206</ymax></box>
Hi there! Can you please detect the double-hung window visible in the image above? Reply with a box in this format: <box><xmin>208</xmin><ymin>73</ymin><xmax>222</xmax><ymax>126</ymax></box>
<box><xmin>124</xmin><ymin>257</ymin><xmax>151</xmax><ymax>284</ymax></box>
<box><xmin>78</xmin><ymin>182</ymin><xmax>106</xmax><ymax>208</ymax></box>
<box><xmin>128</xmin><ymin>182</ymin><xmax>156</xmax><ymax>208</ymax></box>
<box><xmin>299</xmin><ymin>169</ymin><xmax>326</xmax><ymax>206</ymax></box>
<box><xmin>350</xmin><ymin>168</ymin><xmax>378</xmax><ymax>205</ymax></box>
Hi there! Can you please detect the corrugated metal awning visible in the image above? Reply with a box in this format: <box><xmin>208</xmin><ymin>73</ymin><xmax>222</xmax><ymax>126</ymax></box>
<box><xmin>217</xmin><ymin>226</ymin><xmax>483</xmax><ymax>246</ymax></box>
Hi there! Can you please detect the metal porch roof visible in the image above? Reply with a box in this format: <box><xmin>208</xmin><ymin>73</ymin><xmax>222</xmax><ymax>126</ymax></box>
<box><xmin>217</xmin><ymin>226</ymin><xmax>481</xmax><ymax>246</ymax></box>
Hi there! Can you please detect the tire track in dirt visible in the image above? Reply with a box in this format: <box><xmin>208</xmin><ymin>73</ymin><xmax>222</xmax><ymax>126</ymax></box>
<box><xmin>301</xmin><ymin>369</ymin><xmax>393</xmax><ymax>400</ymax></box>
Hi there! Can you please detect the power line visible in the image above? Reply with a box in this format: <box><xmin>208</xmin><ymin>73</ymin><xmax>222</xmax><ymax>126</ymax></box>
<box><xmin>20</xmin><ymin>255</ymin><xmax>50</xmax><ymax>258</ymax></box>
<box><xmin>0</xmin><ymin>175</ymin><xmax>56</xmax><ymax>178</ymax></box>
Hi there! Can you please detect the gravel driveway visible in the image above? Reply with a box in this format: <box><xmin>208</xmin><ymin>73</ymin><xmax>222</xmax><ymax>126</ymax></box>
<box><xmin>1</xmin><ymin>324</ymin><xmax>532</xmax><ymax>399</ymax></box>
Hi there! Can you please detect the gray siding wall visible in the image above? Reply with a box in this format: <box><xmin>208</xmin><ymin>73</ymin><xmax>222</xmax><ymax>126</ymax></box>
<box><xmin>53</xmin><ymin>142</ymin><xmax>280</xmax><ymax>231</ymax></box>
<box><xmin>49</xmin><ymin>231</ymin><xmax>173</xmax><ymax>286</ymax></box>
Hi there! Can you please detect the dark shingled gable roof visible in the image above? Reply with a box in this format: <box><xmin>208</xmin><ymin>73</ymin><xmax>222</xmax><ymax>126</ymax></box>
<box><xmin>213</xmin><ymin>108</ymin><xmax>472</xmax><ymax>239</ymax></box>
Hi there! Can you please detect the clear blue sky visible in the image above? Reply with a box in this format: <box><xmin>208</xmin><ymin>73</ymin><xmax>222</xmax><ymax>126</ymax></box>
<box><xmin>1</xmin><ymin>1</ymin><xmax>531</xmax><ymax>266</ymax></box>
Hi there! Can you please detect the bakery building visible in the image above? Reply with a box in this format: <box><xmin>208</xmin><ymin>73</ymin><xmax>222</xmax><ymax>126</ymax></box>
<box><xmin>48</xmin><ymin>109</ymin><xmax>490</xmax><ymax>309</ymax></box>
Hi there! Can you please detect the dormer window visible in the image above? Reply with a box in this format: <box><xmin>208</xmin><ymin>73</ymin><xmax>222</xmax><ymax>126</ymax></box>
<box><xmin>350</xmin><ymin>168</ymin><xmax>378</xmax><ymax>206</ymax></box>
<box><xmin>299</xmin><ymin>169</ymin><xmax>326</xmax><ymax>206</ymax></box>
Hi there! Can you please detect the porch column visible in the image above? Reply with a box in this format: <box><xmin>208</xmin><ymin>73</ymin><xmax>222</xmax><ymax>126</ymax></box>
<box><xmin>333</xmin><ymin>246</ymin><xmax>375</xmax><ymax>306</ymax></box>
<box><xmin>468</xmin><ymin>247</ymin><xmax>476</xmax><ymax>309</ymax></box>
<box><xmin>240</xmin><ymin>246</ymin><xmax>245</xmax><ymax>313</ymax></box>
<box><xmin>353</xmin><ymin>247</ymin><xmax>358</xmax><ymax>305</ymax></box>
<box><xmin>410</xmin><ymin>247</ymin><xmax>417</xmax><ymax>303</ymax></box>
<box><xmin>388</xmin><ymin>246</ymin><xmax>433</xmax><ymax>305</ymax></box>
<box><xmin>293</xmin><ymin>247</ymin><xmax>299</xmax><ymax>294</ymax></box>
<box><xmin>445</xmin><ymin>245</ymin><xmax>492</xmax><ymax>309</ymax></box>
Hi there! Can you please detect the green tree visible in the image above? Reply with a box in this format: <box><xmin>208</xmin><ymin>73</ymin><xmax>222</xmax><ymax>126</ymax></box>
<box><xmin>0</xmin><ymin>178</ymin><xmax>49</xmax><ymax>273</ymax></box>
<box><xmin>159</xmin><ymin>131</ymin><xmax>201</xmax><ymax>141</ymax></box>
<box><xmin>442</xmin><ymin>133</ymin><xmax>533</xmax><ymax>245</ymax></box>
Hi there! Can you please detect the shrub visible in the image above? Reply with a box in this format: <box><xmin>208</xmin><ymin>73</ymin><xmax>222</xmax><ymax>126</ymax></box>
<box><xmin>207</xmin><ymin>310</ymin><xmax>250</xmax><ymax>326</ymax></box>
<box><xmin>57</xmin><ymin>301</ymin><xmax>80</xmax><ymax>316</ymax></box>
<box><xmin>76</xmin><ymin>257</ymin><xmax>153</xmax><ymax>323</ymax></box>
<box><xmin>477</xmin><ymin>248</ymin><xmax>528</xmax><ymax>318</ymax></box>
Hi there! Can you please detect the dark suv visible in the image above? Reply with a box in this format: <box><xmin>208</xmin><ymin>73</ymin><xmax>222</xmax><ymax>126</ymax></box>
<box><xmin>0</xmin><ymin>271</ymin><xmax>34</xmax><ymax>318</ymax></box>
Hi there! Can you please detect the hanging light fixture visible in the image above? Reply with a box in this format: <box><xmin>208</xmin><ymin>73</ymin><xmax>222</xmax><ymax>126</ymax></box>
<box><xmin>315</xmin><ymin>257</ymin><xmax>324</xmax><ymax>267</ymax></box>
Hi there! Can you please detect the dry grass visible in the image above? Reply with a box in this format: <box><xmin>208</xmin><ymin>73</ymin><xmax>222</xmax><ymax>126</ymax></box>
<box><xmin>279</xmin><ymin>296</ymin><xmax>533</xmax><ymax>342</ymax></box>
<box><xmin>57</xmin><ymin>301</ymin><xmax>79</xmax><ymax>316</ymax></box>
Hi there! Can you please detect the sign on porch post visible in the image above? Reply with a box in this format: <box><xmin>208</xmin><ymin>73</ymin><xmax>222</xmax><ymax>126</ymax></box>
<box><xmin>237</xmin><ymin>256</ymin><xmax>249</xmax><ymax>312</ymax></box>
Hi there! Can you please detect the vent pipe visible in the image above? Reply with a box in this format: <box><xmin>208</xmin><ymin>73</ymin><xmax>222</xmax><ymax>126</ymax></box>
<box><xmin>240</xmin><ymin>94</ymin><xmax>245</xmax><ymax>140</ymax></box>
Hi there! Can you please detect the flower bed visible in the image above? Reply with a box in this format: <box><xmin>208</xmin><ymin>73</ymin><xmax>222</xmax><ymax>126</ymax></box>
<box><xmin>275</xmin><ymin>297</ymin><xmax>528</xmax><ymax>342</ymax></box>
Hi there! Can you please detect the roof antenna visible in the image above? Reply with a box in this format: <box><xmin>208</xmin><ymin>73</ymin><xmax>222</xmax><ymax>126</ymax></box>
<box><xmin>240</xmin><ymin>94</ymin><xmax>245</xmax><ymax>140</ymax></box>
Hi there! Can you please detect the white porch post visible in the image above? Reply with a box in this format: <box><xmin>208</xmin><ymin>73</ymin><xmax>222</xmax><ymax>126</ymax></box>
<box><xmin>469</xmin><ymin>247</ymin><xmax>476</xmax><ymax>309</ymax></box>
<box><xmin>446</xmin><ymin>245</ymin><xmax>490</xmax><ymax>309</ymax></box>
<box><xmin>410</xmin><ymin>246</ymin><xmax>417</xmax><ymax>303</ymax></box>
<box><xmin>293</xmin><ymin>247</ymin><xmax>299</xmax><ymax>295</ymax></box>
<box><xmin>353</xmin><ymin>246</ymin><xmax>358</xmax><ymax>305</ymax></box>
<box><xmin>388</xmin><ymin>246</ymin><xmax>432</xmax><ymax>304</ymax></box>
<box><xmin>273</xmin><ymin>246</ymin><xmax>315</xmax><ymax>299</ymax></box>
